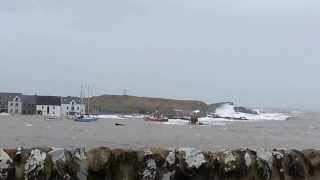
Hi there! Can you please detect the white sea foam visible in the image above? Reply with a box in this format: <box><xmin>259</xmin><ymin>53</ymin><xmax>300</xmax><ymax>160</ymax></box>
<box><xmin>163</xmin><ymin>119</ymin><xmax>226</xmax><ymax>126</ymax></box>
<box><xmin>99</xmin><ymin>103</ymin><xmax>289</xmax><ymax>126</ymax></box>
<box><xmin>97</xmin><ymin>114</ymin><xmax>145</xmax><ymax>119</ymax></box>
<box><xmin>213</xmin><ymin>104</ymin><xmax>290</xmax><ymax>121</ymax></box>
<box><xmin>121</xmin><ymin>115</ymin><xmax>145</xmax><ymax>119</ymax></box>
<box><xmin>0</xmin><ymin>113</ymin><xmax>10</xmax><ymax>116</ymax></box>
<box><xmin>97</xmin><ymin>115</ymin><xmax>124</xmax><ymax>119</ymax></box>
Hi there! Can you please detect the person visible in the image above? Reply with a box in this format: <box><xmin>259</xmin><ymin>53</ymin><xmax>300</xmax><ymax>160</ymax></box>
<box><xmin>190</xmin><ymin>113</ymin><xmax>198</xmax><ymax>125</ymax></box>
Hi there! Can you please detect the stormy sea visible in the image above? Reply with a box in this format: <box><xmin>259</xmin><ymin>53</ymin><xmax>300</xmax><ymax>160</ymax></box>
<box><xmin>0</xmin><ymin>107</ymin><xmax>319</xmax><ymax>151</ymax></box>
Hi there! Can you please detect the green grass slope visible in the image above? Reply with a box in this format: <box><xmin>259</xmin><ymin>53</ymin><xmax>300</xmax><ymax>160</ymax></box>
<box><xmin>90</xmin><ymin>95</ymin><xmax>208</xmax><ymax>114</ymax></box>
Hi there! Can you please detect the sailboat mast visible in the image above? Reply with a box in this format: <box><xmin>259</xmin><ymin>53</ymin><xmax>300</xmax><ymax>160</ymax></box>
<box><xmin>87</xmin><ymin>85</ymin><xmax>90</xmax><ymax>114</ymax></box>
<box><xmin>80</xmin><ymin>85</ymin><xmax>84</xmax><ymax>114</ymax></box>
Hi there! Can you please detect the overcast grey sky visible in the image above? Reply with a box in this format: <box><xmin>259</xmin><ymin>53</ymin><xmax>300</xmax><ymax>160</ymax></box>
<box><xmin>0</xmin><ymin>0</ymin><xmax>319</xmax><ymax>110</ymax></box>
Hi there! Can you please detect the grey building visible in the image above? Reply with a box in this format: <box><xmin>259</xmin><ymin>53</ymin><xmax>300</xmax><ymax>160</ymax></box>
<box><xmin>36</xmin><ymin>96</ymin><xmax>62</xmax><ymax>117</ymax></box>
<box><xmin>0</xmin><ymin>93</ymin><xmax>23</xmax><ymax>114</ymax></box>
<box><xmin>22</xmin><ymin>95</ymin><xmax>37</xmax><ymax>114</ymax></box>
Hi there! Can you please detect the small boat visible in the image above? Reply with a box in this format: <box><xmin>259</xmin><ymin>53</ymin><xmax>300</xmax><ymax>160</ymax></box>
<box><xmin>144</xmin><ymin>112</ymin><xmax>169</xmax><ymax>122</ymax></box>
<box><xmin>74</xmin><ymin>85</ymin><xmax>98</xmax><ymax>122</ymax></box>
<box><xmin>45</xmin><ymin>116</ymin><xmax>58</xmax><ymax>121</ymax></box>
<box><xmin>74</xmin><ymin>114</ymin><xmax>98</xmax><ymax>122</ymax></box>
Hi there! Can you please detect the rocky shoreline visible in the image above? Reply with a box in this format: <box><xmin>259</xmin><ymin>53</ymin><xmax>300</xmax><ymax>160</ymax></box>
<box><xmin>1</xmin><ymin>146</ymin><xmax>319</xmax><ymax>180</ymax></box>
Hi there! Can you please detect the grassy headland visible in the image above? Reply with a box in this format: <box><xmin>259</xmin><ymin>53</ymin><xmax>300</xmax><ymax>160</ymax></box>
<box><xmin>90</xmin><ymin>95</ymin><xmax>208</xmax><ymax>114</ymax></box>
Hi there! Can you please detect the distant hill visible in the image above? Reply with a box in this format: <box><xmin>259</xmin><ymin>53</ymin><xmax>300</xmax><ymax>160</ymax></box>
<box><xmin>90</xmin><ymin>95</ymin><xmax>208</xmax><ymax>114</ymax></box>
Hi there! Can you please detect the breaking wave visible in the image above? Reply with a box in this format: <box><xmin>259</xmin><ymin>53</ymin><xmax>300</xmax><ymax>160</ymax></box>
<box><xmin>212</xmin><ymin>104</ymin><xmax>290</xmax><ymax>121</ymax></box>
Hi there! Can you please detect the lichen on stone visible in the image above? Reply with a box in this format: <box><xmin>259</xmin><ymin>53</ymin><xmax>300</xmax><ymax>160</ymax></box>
<box><xmin>74</xmin><ymin>148</ymin><xmax>86</xmax><ymax>160</ymax></box>
<box><xmin>24</xmin><ymin>149</ymin><xmax>47</xmax><ymax>179</ymax></box>
<box><xmin>257</xmin><ymin>149</ymin><xmax>273</xmax><ymax>169</ymax></box>
<box><xmin>223</xmin><ymin>151</ymin><xmax>237</xmax><ymax>172</ymax></box>
<box><xmin>0</xmin><ymin>149</ymin><xmax>12</xmax><ymax>179</ymax></box>
<box><xmin>178</xmin><ymin>148</ymin><xmax>206</xmax><ymax>169</ymax></box>
<box><xmin>272</xmin><ymin>151</ymin><xmax>284</xmax><ymax>160</ymax></box>
<box><xmin>49</xmin><ymin>147</ymin><xmax>66</xmax><ymax>163</ymax></box>
<box><xmin>144</xmin><ymin>149</ymin><xmax>153</xmax><ymax>156</ymax></box>
<box><xmin>244</xmin><ymin>152</ymin><xmax>252</xmax><ymax>167</ymax></box>
<box><xmin>166</xmin><ymin>151</ymin><xmax>176</xmax><ymax>166</ymax></box>
<box><xmin>142</xmin><ymin>159</ymin><xmax>157</xmax><ymax>180</ymax></box>
<box><xmin>161</xmin><ymin>171</ymin><xmax>175</xmax><ymax>180</ymax></box>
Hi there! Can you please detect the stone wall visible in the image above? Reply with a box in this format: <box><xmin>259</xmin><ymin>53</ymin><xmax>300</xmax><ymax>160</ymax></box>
<box><xmin>1</xmin><ymin>147</ymin><xmax>320</xmax><ymax>180</ymax></box>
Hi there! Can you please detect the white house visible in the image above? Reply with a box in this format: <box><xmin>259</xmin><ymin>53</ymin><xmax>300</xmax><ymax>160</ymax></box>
<box><xmin>0</xmin><ymin>93</ymin><xmax>23</xmax><ymax>114</ymax></box>
<box><xmin>36</xmin><ymin>96</ymin><xmax>62</xmax><ymax>117</ymax></box>
<box><xmin>8</xmin><ymin>95</ymin><xmax>23</xmax><ymax>114</ymax></box>
<box><xmin>61</xmin><ymin>97</ymin><xmax>85</xmax><ymax>116</ymax></box>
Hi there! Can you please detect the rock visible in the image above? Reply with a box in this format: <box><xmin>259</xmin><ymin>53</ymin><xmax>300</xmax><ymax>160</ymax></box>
<box><xmin>208</xmin><ymin>102</ymin><xmax>234</xmax><ymax>113</ymax></box>
<box><xmin>302</xmin><ymin>149</ymin><xmax>320</xmax><ymax>177</ymax></box>
<box><xmin>86</xmin><ymin>147</ymin><xmax>112</xmax><ymax>172</ymax></box>
<box><xmin>69</xmin><ymin>148</ymin><xmax>88</xmax><ymax>180</ymax></box>
<box><xmin>13</xmin><ymin>148</ymin><xmax>29</xmax><ymax>180</ymax></box>
<box><xmin>268</xmin><ymin>149</ymin><xmax>285</xmax><ymax>180</ymax></box>
<box><xmin>212</xmin><ymin>150</ymin><xmax>250</xmax><ymax>179</ymax></box>
<box><xmin>177</xmin><ymin>148</ymin><xmax>206</xmax><ymax>169</ymax></box>
<box><xmin>137</xmin><ymin>148</ymin><xmax>170</xmax><ymax>180</ymax></box>
<box><xmin>0</xmin><ymin>149</ymin><xmax>13</xmax><ymax>180</ymax></box>
<box><xmin>165</xmin><ymin>150</ymin><xmax>176</xmax><ymax>168</ymax></box>
<box><xmin>48</xmin><ymin>148</ymin><xmax>70</xmax><ymax>179</ymax></box>
<box><xmin>142</xmin><ymin>158</ymin><xmax>157</xmax><ymax>180</ymax></box>
<box><xmin>24</xmin><ymin>148</ymin><xmax>48</xmax><ymax>180</ymax></box>
<box><xmin>111</xmin><ymin>149</ymin><xmax>138</xmax><ymax>180</ymax></box>
<box><xmin>1</xmin><ymin>147</ymin><xmax>320</xmax><ymax>180</ymax></box>
<box><xmin>234</xmin><ymin>106</ymin><xmax>259</xmax><ymax>114</ymax></box>
<box><xmin>171</xmin><ymin>148</ymin><xmax>208</xmax><ymax>179</ymax></box>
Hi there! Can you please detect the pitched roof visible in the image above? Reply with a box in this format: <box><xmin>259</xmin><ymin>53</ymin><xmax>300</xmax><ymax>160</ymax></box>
<box><xmin>22</xmin><ymin>95</ymin><xmax>37</xmax><ymax>104</ymax></box>
<box><xmin>36</xmin><ymin>96</ymin><xmax>61</xmax><ymax>106</ymax></box>
<box><xmin>61</xmin><ymin>96</ymin><xmax>83</xmax><ymax>104</ymax></box>
<box><xmin>0</xmin><ymin>92</ymin><xmax>22</xmax><ymax>102</ymax></box>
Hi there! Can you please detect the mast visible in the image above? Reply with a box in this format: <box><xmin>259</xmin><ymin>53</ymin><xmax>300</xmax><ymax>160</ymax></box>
<box><xmin>80</xmin><ymin>85</ymin><xmax>84</xmax><ymax>114</ymax></box>
<box><xmin>87</xmin><ymin>85</ymin><xmax>90</xmax><ymax>114</ymax></box>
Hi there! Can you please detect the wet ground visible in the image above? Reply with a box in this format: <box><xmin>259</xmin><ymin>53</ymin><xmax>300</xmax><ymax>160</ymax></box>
<box><xmin>0</xmin><ymin>113</ymin><xmax>319</xmax><ymax>151</ymax></box>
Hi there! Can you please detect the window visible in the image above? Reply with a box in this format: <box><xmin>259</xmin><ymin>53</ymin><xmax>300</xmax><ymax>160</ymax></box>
<box><xmin>77</xmin><ymin>106</ymin><xmax>80</xmax><ymax>110</ymax></box>
<box><xmin>42</xmin><ymin>106</ymin><xmax>44</xmax><ymax>109</ymax></box>
<box><xmin>67</xmin><ymin>106</ymin><xmax>69</xmax><ymax>110</ymax></box>
<box><xmin>53</xmin><ymin>106</ymin><xmax>55</xmax><ymax>110</ymax></box>
<box><xmin>15</xmin><ymin>97</ymin><xmax>19</xmax><ymax>101</ymax></box>
<box><xmin>11</xmin><ymin>103</ymin><xmax>13</xmax><ymax>106</ymax></box>
<box><xmin>15</xmin><ymin>103</ymin><xmax>19</xmax><ymax>107</ymax></box>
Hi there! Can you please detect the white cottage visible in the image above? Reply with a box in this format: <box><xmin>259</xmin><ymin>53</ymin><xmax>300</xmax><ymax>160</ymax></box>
<box><xmin>61</xmin><ymin>97</ymin><xmax>85</xmax><ymax>116</ymax></box>
<box><xmin>36</xmin><ymin>96</ymin><xmax>62</xmax><ymax>117</ymax></box>
<box><xmin>8</xmin><ymin>95</ymin><xmax>23</xmax><ymax>114</ymax></box>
